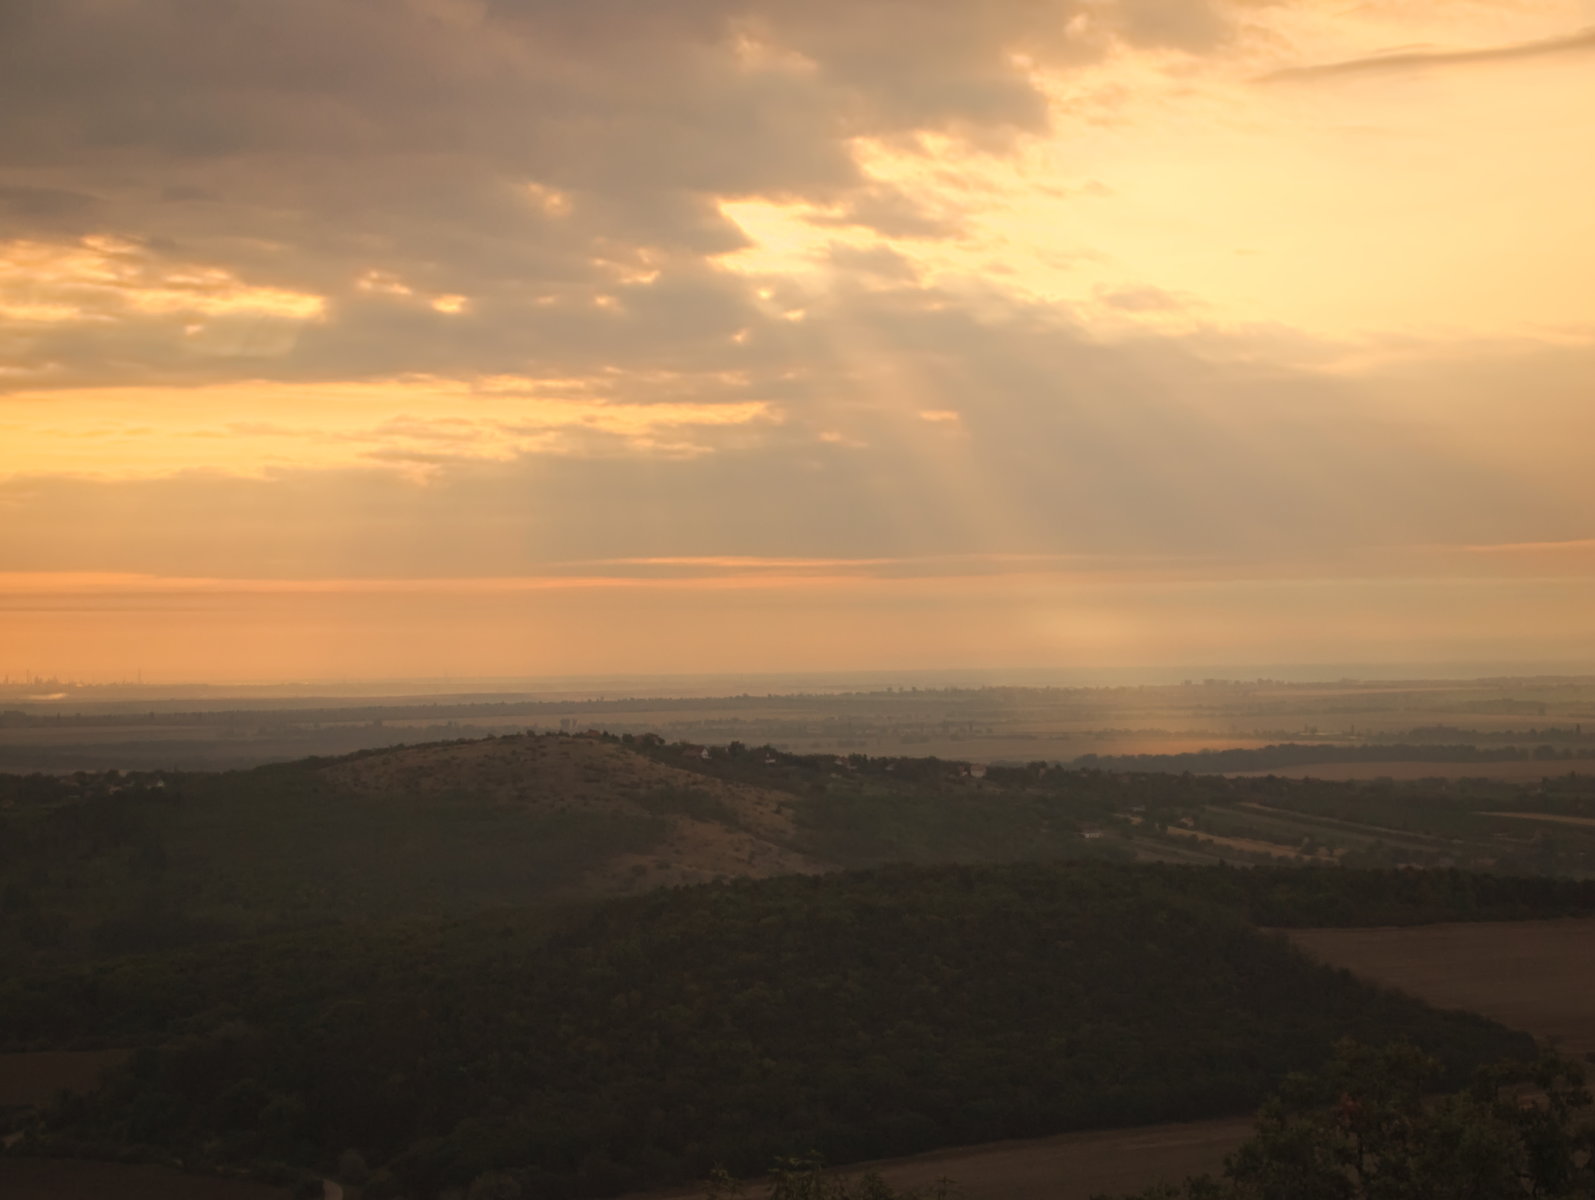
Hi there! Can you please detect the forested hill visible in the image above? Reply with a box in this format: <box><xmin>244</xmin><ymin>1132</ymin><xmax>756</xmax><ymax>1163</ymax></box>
<box><xmin>6</xmin><ymin>730</ymin><xmax>1595</xmax><ymax>968</ymax></box>
<box><xmin>5</xmin><ymin>862</ymin><xmax>1548</xmax><ymax>1200</ymax></box>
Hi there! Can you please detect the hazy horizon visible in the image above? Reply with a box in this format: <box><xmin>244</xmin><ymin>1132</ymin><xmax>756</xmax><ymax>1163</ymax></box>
<box><xmin>9</xmin><ymin>662</ymin><xmax>1595</xmax><ymax>707</ymax></box>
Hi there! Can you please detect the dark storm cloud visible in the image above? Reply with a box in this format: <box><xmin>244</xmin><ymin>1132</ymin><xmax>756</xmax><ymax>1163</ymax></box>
<box><xmin>1265</xmin><ymin>25</ymin><xmax>1595</xmax><ymax>82</ymax></box>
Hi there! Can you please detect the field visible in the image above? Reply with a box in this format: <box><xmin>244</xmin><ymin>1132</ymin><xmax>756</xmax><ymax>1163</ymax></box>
<box><xmin>0</xmin><ymin>1159</ymin><xmax>285</xmax><ymax>1200</ymax></box>
<box><xmin>1485</xmin><ymin>811</ymin><xmax>1595</xmax><ymax>828</ymax></box>
<box><xmin>634</xmin><ymin>1117</ymin><xmax>1256</xmax><ymax>1200</ymax></box>
<box><xmin>847</xmin><ymin>1118</ymin><xmax>1255</xmax><ymax>1200</ymax></box>
<box><xmin>0</xmin><ymin>1050</ymin><xmax>128</xmax><ymax>1107</ymax></box>
<box><xmin>1231</xmin><ymin>759</ymin><xmax>1595</xmax><ymax>783</ymax></box>
<box><xmin>1288</xmin><ymin>917</ymin><xmax>1595</xmax><ymax>1057</ymax></box>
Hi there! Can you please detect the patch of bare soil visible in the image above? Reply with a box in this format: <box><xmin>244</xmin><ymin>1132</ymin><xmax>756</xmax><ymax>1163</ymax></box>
<box><xmin>1288</xmin><ymin>916</ymin><xmax>1595</xmax><ymax>1057</ymax></box>
<box><xmin>0</xmin><ymin>1051</ymin><xmax>129</xmax><ymax>1108</ymax></box>
<box><xmin>0</xmin><ymin>1159</ymin><xmax>285</xmax><ymax>1200</ymax></box>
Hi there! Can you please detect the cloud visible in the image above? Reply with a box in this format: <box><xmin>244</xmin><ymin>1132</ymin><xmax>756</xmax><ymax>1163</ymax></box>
<box><xmin>0</xmin><ymin>378</ymin><xmax>779</xmax><ymax>481</ymax></box>
<box><xmin>1264</xmin><ymin>24</ymin><xmax>1595</xmax><ymax>82</ymax></box>
<box><xmin>1094</xmin><ymin>284</ymin><xmax>1189</xmax><ymax>313</ymax></box>
<box><xmin>0</xmin><ymin>0</ymin><xmax>1243</xmax><ymax>395</ymax></box>
<box><xmin>4</xmin><ymin>286</ymin><xmax>1585</xmax><ymax>587</ymax></box>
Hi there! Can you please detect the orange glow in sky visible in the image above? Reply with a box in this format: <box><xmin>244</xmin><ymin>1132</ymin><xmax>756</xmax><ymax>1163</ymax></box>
<box><xmin>4</xmin><ymin>0</ymin><xmax>1594</xmax><ymax>682</ymax></box>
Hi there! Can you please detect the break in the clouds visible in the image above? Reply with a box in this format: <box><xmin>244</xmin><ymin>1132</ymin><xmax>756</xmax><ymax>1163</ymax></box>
<box><xmin>3</xmin><ymin>0</ymin><xmax>1595</xmax><ymax>679</ymax></box>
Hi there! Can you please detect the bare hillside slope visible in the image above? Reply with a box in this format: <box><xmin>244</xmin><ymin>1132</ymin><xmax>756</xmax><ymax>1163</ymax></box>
<box><xmin>321</xmin><ymin>734</ymin><xmax>825</xmax><ymax>892</ymax></box>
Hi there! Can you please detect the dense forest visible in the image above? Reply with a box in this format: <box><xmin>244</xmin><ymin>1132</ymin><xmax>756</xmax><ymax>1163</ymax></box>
<box><xmin>3</xmin><ymin>862</ymin><xmax>1567</xmax><ymax>1199</ymax></box>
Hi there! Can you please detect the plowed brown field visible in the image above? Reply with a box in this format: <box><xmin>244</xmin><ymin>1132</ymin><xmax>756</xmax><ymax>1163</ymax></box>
<box><xmin>1287</xmin><ymin>917</ymin><xmax>1595</xmax><ymax>1057</ymax></box>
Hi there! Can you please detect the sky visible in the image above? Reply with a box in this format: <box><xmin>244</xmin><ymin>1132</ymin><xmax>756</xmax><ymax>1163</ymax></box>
<box><xmin>3</xmin><ymin>0</ymin><xmax>1594</xmax><ymax>683</ymax></box>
